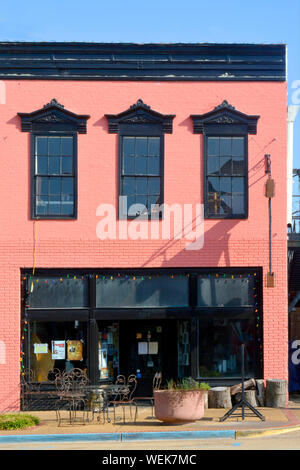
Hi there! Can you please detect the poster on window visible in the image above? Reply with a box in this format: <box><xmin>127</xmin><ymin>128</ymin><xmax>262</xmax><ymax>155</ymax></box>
<box><xmin>99</xmin><ymin>348</ymin><xmax>108</xmax><ymax>379</ymax></box>
<box><xmin>51</xmin><ymin>340</ymin><xmax>65</xmax><ymax>360</ymax></box>
<box><xmin>34</xmin><ymin>343</ymin><xmax>48</xmax><ymax>354</ymax></box>
<box><xmin>67</xmin><ymin>340</ymin><xmax>83</xmax><ymax>361</ymax></box>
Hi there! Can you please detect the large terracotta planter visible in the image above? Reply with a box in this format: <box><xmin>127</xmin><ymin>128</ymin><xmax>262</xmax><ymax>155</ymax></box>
<box><xmin>154</xmin><ymin>389</ymin><xmax>206</xmax><ymax>424</ymax></box>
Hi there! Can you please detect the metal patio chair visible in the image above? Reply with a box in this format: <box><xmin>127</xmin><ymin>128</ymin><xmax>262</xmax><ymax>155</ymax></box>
<box><xmin>133</xmin><ymin>372</ymin><xmax>162</xmax><ymax>418</ymax></box>
<box><xmin>107</xmin><ymin>374</ymin><xmax>138</xmax><ymax>424</ymax></box>
<box><xmin>20</xmin><ymin>368</ymin><xmax>40</xmax><ymax>410</ymax></box>
<box><xmin>55</xmin><ymin>369</ymin><xmax>89</xmax><ymax>426</ymax></box>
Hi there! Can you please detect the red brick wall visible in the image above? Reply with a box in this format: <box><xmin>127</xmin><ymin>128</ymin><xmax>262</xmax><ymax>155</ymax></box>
<box><xmin>0</xmin><ymin>80</ymin><xmax>287</xmax><ymax>411</ymax></box>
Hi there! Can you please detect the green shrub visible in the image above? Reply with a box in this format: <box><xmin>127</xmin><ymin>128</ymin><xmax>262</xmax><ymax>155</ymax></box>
<box><xmin>166</xmin><ymin>378</ymin><xmax>210</xmax><ymax>391</ymax></box>
<box><xmin>0</xmin><ymin>414</ymin><xmax>40</xmax><ymax>430</ymax></box>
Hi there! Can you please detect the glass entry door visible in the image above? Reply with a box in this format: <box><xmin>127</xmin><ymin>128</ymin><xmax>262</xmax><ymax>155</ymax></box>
<box><xmin>119</xmin><ymin>320</ymin><xmax>178</xmax><ymax>396</ymax></box>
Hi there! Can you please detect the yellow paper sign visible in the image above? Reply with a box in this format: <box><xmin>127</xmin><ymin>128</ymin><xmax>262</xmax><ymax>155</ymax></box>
<box><xmin>67</xmin><ymin>340</ymin><xmax>83</xmax><ymax>361</ymax></box>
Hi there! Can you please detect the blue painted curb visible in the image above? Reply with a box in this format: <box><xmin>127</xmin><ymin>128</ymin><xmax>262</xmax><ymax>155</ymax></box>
<box><xmin>0</xmin><ymin>432</ymin><xmax>121</xmax><ymax>444</ymax></box>
<box><xmin>121</xmin><ymin>430</ymin><xmax>236</xmax><ymax>441</ymax></box>
<box><xmin>0</xmin><ymin>430</ymin><xmax>235</xmax><ymax>444</ymax></box>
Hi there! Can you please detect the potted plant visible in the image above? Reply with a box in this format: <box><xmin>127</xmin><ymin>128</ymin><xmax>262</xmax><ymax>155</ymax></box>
<box><xmin>154</xmin><ymin>378</ymin><xmax>210</xmax><ymax>424</ymax></box>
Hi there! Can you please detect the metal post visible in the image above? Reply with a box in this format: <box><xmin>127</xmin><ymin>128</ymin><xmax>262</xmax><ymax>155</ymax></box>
<box><xmin>241</xmin><ymin>343</ymin><xmax>245</xmax><ymax>420</ymax></box>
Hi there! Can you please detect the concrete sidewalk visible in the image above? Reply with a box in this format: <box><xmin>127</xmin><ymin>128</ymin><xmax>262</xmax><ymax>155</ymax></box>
<box><xmin>1</xmin><ymin>398</ymin><xmax>300</xmax><ymax>442</ymax></box>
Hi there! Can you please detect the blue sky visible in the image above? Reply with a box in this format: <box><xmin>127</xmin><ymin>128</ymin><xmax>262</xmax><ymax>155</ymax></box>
<box><xmin>0</xmin><ymin>0</ymin><xmax>299</xmax><ymax>164</ymax></box>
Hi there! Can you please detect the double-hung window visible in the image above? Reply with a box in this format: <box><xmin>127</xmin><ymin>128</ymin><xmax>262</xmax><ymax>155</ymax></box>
<box><xmin>18</xmin><ymin>99</ymin><xmax>89</xmax><ymax>220</ymax></box>
<box><xmin>121</xmin><ymin>135</ymin><xmax>162</xmax><ymax>218</ymax></box>
<box><xmin>106</xmin><ymin>99</ymin><xmax>175</xmax><ymax>219</ymax></box>
<box><xmin>206</xmin><ymin>135</ymin><xmax>246</xmax><ymax>217</ymax></box>
<box><xmin>191</xmin><ymin>101</ymin><xmax>259</xmax><ymax>219</ymax></box>
<box><xmin>34</xmin><ymin>135</ymin><xmax>75</xmax><ymax>217</ymax></box>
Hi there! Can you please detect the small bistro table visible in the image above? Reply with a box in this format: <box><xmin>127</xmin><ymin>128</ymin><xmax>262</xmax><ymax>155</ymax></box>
<box><xmin>86</xmin><ymin>383</ymin><xmax>130</xmax><ymax>423</ymax></box>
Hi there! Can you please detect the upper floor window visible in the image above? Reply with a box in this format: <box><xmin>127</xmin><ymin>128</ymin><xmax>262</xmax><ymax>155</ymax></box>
<box><xmin>191</xmin><ymin>101</ymin><xmax>259</xmax><ymax>219</ymax></box>
<box><xmin>121</xmin><ymin>135</ymin><xmax>162</xmax><ymax>217</ymax></box>
<box><xmin>18</xmin><ymin>99</ymin><xmax>89</xmax><ymax>219</ymax></box>
<box><xmin>106</xmin><ymin>99</ymin><xmax>175</xmax><ymax>219</ymax></box>
<box><xmin>34</xmin><ymin>135</ymin><xmax>75</xmax><ymax>217</ymax></box>
<box><xmin>206</xmin><ymin>136</ymin><xmax>246</xmax><ymax>217</ymax></box>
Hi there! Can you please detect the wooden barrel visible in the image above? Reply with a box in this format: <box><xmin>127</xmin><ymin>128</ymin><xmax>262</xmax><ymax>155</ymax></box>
<box><xmin>266</xmin><ymin>379</ymin><xmax>287</xmax><ymax>408</ymax></box>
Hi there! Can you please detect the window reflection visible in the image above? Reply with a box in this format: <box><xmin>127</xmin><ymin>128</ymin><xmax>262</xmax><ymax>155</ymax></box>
<box><xmin>121</xmin><ymin>136</ymin><xmax>161</xmax><ymax>217</ymax></box>
<box><xmin>206</xmin><ymin>136</ymin><xmax>246</xmax><ymax>217</ymax></box>
<box><xmin>198</xmin><ymin>317</ymin><xmax>255</xmax><ymax>378</ymax></box>
<box><xmin>96</xmin><ymin>275</ymin><xmax>189</xmax><ymax>308</ymax></box>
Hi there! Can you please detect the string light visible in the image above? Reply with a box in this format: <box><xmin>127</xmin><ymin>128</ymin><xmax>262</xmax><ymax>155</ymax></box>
<box><xmin>23</xmin><ymin>272</ymin><xmax>260</xmax><ymax>283</ymax></box>
<box><xmin>20</xmin><ymin>271</ymin><xmax>262</xmax><ymax>374</ymax></box>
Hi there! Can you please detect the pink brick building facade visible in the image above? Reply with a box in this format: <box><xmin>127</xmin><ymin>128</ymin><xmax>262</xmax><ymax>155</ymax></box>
<box><xmin>0</xmin><ymin>43</ymin><xmax>287</xmax><ymax>411</ymax></box>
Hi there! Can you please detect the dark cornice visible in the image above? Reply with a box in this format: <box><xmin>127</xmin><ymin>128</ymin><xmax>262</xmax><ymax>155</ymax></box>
<box><xmin>18</xmin><ymin>98</ymin><xmax>90</xmax><ymax>133</ymax></box>
<box><xmin>190</xmin><ymin>100</ymin><xmax>260</xmax><ymax>134</ymax></box>
<box><xmin>105</xmin><ymin>99</ymin><xmax>175</xmax><ymax>134</ymax></box>
<box><xmin>0</xmin><ymin>42</ymin><xmax>286</xmax><ymax>81</ymax></box>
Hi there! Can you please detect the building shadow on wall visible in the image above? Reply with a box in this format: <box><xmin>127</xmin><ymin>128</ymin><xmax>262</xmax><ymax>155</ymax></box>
<box><xmin>141</xmin><ymin>218</ymin><xmax>240</xmax><ymax>268</ymax></box>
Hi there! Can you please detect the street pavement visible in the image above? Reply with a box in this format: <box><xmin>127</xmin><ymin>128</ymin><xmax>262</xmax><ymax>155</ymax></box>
<box><xmin>1</xmin><ymin>430</ymin><xmax>300</xmax><ymax>450</ymax></box>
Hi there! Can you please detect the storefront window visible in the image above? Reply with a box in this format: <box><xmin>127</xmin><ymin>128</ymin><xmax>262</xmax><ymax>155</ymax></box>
<box><xmin>197</xmin><ymin>274</ymin><xmax>255</xmax><ymax>307</ymax></box>
<box><xmin>29</xmin><ymin>321</ymin><xmax>88</xmax><ymax>382</ymax></box>
<box><xmin>198</xmin><ymin>315</ymin><xmax>255</xmax><ymax>378</ymax></box>
<box><xmin>28</xmin><ymin>276</ymin><xmax>88</xmax><ymax>308</ymax></box>
<box><xmin>96</xmin><ymin>274</ymin><xmax>189</xmax><ymax>308</ymax></box>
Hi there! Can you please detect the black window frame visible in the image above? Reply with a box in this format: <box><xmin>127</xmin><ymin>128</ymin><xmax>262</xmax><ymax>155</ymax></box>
<box><xmin>190</xmin><ymin>100</ymin><xmax>260</xmax><ymax>220</ymax></box>
<box><xmin>105</xmin><ymin>99</ymin><xmax>175</xmax><ymax>220</ymax></box>
<box><xmin>118</xmin><ymin>126</ymin><xmax>164</xmax><ymax>219</ymax></box>
<box><xmin>204</xmin><ymin>128</ymin><xmax>249</xmax><ymax>219</ymax></box>
<box><xmin>31</xmin><ymin>131</ymin><xmax>78</xmax><ymax>220</ymax></box>
<box><xmin>18</xmin><ymin>98</ymin><xmax>89</xmax><ymax>220</ymax></box>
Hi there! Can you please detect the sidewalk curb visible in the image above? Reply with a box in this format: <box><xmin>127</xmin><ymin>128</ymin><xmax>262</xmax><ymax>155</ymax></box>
<box><xmin>0</xmin><ymin>432</ymin><xmax>121</xmax><ymax>444</ymax></box>
<box><xmin>236</xmin><ymin>424</ymin><xmax>300</xmax><ymax>439</ymax></box>
<box><xmin>121</xmin><ymin>430</ymin><xmax>235</xmax><ymax>441</ymax></box>
<box><xmin>1</xmin><ymin>425</ymin><xmax>300</xmax><ymax>444</ymax></box>
<box><xmin>0</xmin><ymin>430</ymin><xmax>235</xmax><ymax>444</ymax></box>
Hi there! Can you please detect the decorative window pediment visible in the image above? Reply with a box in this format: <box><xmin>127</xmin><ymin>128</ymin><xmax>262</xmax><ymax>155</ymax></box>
<box><xmin>105</xmin><ymin>99</ymin><xmax>175</xmax><ymax>134</ymax></box>
<box><xmin>190</xmin><ymin>101</ymin><xmax>260</xmax><ymax>220</ymax></box>
<box><xmin>18</xmin><ymin>99</ymin><xmax>90</xmax><ymax>133</ymax></box>
<box><xmin>18</xmin><ymin>99</ymin><xmax>89</xmax><ymax>220</ymax></box>
<box><xmin>190</xmin><ymin>100</ymin><xmax>259</xmax><ymax>135</ymax></box>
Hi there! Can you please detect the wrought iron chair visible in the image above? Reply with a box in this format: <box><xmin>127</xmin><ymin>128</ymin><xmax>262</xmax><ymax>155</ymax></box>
<box><xmin>133</xmin><ymin>372</ymin><xmax>162</xmax><ymax>418</ymax></box>
<box><xmin>55</xmin><ymin>369</ymin><xmax>89</xmax><ymax>426</ymax></box>
<box><xmin>20</xmin><ymin>368</ymin><xmax>40</xmax><ymax>410</ymax></box>
<box><xmin>107</xmin><ymin>374</ymin><xmax>138</xmax><ymax>424</ymax></box>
